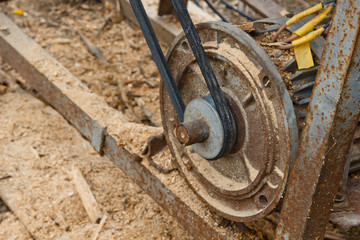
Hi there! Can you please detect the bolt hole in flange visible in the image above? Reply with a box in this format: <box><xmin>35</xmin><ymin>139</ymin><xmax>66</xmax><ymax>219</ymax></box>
<box><xmin>259</xmin><ymin>195</ymin><xmax>269</xmax><ymax>207</ymax></box>
<box><xmin>262</xmin><ymin>76</ymin><xmax>271</xmax><ymax>88</ymax></box>
<box><xmin>161</xmin><ymin>22</ymin><xmax>298</xmax><ymax>222</ymax></box>
<box><xmin>182</xmin><ymin>41</ymin><xmax>189</xmax><ymax>50</ymax></box>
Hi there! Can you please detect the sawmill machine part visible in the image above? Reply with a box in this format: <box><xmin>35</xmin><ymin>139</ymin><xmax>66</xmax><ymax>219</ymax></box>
<box><xmin>130</xmin><ymin>0</ymin><xmax>360</xmax><ymax>224</ymax></box>
<box><xmin>0</xmin><ymin>0</ymin><xmax>358</xmax><ymax>239</ymax></box>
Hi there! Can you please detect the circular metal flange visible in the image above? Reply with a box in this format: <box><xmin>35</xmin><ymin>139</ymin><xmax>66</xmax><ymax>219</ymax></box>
<box><xmin>160</xmin><ymin>22</ymin><xmax>298</xmax><ymax>222</ymax></box>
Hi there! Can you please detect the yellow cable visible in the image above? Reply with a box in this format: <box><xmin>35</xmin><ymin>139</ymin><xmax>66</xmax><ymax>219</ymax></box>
<box><xmin>294</xmin><ymin>5</ymin><xmax>333</xmax><ymax>37</ymax></box>
<box><xmin>292</xmin><ymin>28</ymin><xmax>325</xmax><ymax>47</ymax></box>
<box><xmin>286</xmin><ymin>3</ymin><xmax>323</xmax><ymax>26</ymax></box>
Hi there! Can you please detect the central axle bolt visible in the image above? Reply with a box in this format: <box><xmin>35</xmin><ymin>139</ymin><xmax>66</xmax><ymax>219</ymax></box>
<box><xmin>176</xmin><ymin>96</ymin><xmax>225</xmax><ymax>160</ymax></box>
<box><xmin>176</xmin><ymin>119</ymin><xmax>210</xmax><ymax>146</ymax></box>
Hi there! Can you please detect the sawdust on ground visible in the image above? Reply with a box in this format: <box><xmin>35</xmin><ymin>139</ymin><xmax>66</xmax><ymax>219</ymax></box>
<box><xmin>0</xmin><ymin>0</ymin><xmax>191</xmax><ymax>239</ymax></box>
<box><xmin>0</xmin><ymin>0</ymin><xmax>358</xmax><ymax>239</ymax></box>
<box><xmin>0</xmin><ymin>62</ymin><xmax>193</xmax><ymax>239</ymax></box>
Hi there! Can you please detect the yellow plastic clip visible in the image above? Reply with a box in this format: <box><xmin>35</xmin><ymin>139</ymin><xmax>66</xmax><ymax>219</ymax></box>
<box><xmin>286</xmin><ymin>3</ymin><xmax>323</xmax><ymax>26</ymax></box>
<box><xmin>294</xmin><ymin>5</ymin><xmax>333</xmax><ymax>37</ymax></box>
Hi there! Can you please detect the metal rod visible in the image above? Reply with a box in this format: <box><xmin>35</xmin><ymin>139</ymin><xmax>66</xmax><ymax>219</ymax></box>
<box><xmin>204</xmin><ymin>0</ymin><xmax>229</xmax><ymax>22</ymax></box>
<box><xmin>221</xmin><ymin>0</ymin><xmax>256</xmax><ymax>21</ymax></box>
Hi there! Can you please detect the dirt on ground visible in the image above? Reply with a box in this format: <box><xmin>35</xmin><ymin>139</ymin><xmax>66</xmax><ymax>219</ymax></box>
<box><xmin>0</xmin><ymin>0</ymin><xmax>189</xmax><ymax>239</ymax></box>
<box><xmin>0</xmin><ymin>0</ymin><xmax>358</xmax><ymax>240</ymax></box>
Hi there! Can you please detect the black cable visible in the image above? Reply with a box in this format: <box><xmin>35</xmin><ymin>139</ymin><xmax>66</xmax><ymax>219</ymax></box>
<box><xmin>221</xmin><ymin>0</ymin><xmax>256</xmax><ymax>21</ymax></box>
<box><xmin>323</xmin><ymin>0</ymin><xmax>336</xmax><ymax>5</ymax></box>
<box><xmin>129</xmin><ymin>0</ymin><xmax>186</xmax><ymax>122</ymax></box>
<box><xmin>204</xmin><ymin>0</ymin><xmax>229</xmax><ymax>22</ymax></box>
<box><xmin>171</xmin><ymin>0</ymin><xmax>237</xmax><ymax>160</ymax></box>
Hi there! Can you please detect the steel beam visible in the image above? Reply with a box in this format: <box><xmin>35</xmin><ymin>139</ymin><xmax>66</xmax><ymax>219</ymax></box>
<box><xmin>0</xmin><ymin>12</ymin><xmax>253</xmax><ymax>240</ymax></box>
<box><xmin>276</xmin><ymin>1</ymin><xmax>360</xmax><ymax>239</ymax></box>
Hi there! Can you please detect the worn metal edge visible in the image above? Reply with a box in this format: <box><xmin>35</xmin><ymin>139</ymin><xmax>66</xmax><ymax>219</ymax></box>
<box><xmin>0</xmin><ymin>12</ymin><xmax>252</xmax><ymax>240</ymax></box>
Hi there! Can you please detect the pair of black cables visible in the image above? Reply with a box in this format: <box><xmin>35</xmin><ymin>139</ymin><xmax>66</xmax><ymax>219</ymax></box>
<box><xmin>199</xmin><ymin>0</ymin><xmax>256</xmax><ymax>22</ymax></box>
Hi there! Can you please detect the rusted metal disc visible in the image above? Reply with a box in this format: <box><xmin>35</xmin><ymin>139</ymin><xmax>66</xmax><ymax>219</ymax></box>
<box><xmin>160</xmin><ymin>22</ymin><xmax>298</xmax><ymax>222</ymax></box>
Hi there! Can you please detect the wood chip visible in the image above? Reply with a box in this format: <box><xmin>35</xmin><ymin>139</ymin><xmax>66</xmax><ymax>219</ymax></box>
<box><xmin>92</xmin><ymin>214</ymin><xmax>107</xmax><ymax>240</ymax></box>
<box><xmin>0</xmin><ymin>175</ymin><xmax>11</xmax><ymax>181</ymax></box>
<box><xmin>70</xmin><ymin>166</ymin><xmax>103</xmax><ymax>224</ymax></box>
<box><xmin>237</xmin><ymin>22</ymin><xmax>255</xmax><ymax>32</ymax></box>
<box><xmin>77</xmin><ymin>30</ymin><xmax>106</xmax><ymax>64</ymax></box>
<box><xmin>0</xmin><ymin>84</ymin><xmax>8</xmax><ymax>95</ymax></box>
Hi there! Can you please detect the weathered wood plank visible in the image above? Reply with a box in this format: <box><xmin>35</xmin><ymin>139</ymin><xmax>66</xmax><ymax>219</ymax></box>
<box><xmin>119</xmin><ymin>0</ymin><xmax>215</xmax><ymax>45</ymax></box>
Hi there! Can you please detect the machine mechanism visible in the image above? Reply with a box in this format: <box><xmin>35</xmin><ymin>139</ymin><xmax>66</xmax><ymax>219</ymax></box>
<box><xmin>131</xmin><ymin>0</ymin><xmax>360</xmax><ymax>226</ymax></box>
<box><xmin>161</xmin><ymin>21</ymin><xmax>296</xmax><ymax>221</ymax></box>
<box><xmin>0</xmin><ymin>0</ymin><xmax>359</xmax><ymax>239</ymax></box>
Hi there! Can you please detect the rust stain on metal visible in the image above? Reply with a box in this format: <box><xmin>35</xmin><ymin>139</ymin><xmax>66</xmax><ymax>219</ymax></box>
<box><xmin>331</xmin><ymin>179</ymin><xmax>360</xmax><ymax>229</ymax></box>
<box><xmin>176</xmin><ymin>119</ymin><xmax>210</xmax><ymax>146</ymax></box>
<box><xmin>276</xmin><ymin>1</ymin><xmax>360</xmax><ymax>239</ymax></box>
<box><xmin>161</xmin><ymin>21</ymin><xmax>298</xmax><ymax>222</ymax></box>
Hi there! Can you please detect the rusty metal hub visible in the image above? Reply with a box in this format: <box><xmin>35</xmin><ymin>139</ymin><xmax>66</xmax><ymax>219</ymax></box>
<box><xmin>160</xmin><ymin>22</ymin><xmax>298</xmax><ymax>222</ymax></box>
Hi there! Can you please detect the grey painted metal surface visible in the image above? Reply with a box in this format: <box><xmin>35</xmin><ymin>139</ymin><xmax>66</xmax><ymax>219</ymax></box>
<box><xmin>276</xmin><ymin>0</ymin><xmax>360</xmax><ymax>239</ymax></box>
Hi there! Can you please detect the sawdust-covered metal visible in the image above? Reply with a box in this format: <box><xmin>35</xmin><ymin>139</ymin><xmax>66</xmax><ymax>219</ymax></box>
<box><xmin>161</xmin><ymin>21</ymin><xmax>298</xmax><ymax>222</ymax></box>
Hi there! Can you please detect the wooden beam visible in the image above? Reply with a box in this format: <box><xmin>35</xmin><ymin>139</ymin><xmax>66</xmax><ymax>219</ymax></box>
<box><xmin>158</xmin><ymin>0</ymin><xmax>188</xmax><ymax>16</ymax></box>
<box><xmin>119</xmin><ymin>0</ymin><xmax>216</xmax><ymax>45</ymax></box>
<box><xmin>240</xmin><ymin>0</ymin><xmax>288</xmax><ymax>18</ymax></box>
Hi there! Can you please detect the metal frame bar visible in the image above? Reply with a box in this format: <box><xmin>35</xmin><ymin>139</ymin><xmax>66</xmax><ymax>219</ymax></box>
<box><xmin>276</xmin><ymin>1</ymin><xmax>360</xmax><ymax>239</ymax></box>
